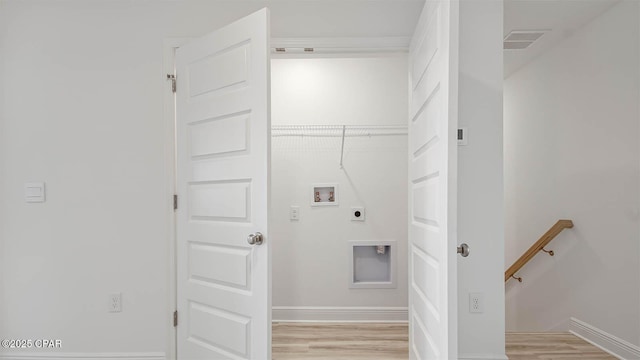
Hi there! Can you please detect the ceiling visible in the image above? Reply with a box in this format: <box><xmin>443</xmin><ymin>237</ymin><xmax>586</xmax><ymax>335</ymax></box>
<box><xmin>262</xmin><ymin>0</ymin><xmax>617</xmax><ymax>77</ymax></box>
<box><xmin>265</xmin><ymin>0</ymin><xmax>424</xmax><ymax>38</ymax></box>
<box><xmin>504</xmin><ymin>0</ymin><xmax>619</xmax><ymax>77</ymax></box>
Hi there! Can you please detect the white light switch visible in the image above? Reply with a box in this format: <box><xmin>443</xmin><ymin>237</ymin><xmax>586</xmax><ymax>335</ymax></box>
<box><xmin>24</xmin><ymin>182</ymin><xmax>45</xmax><ymax>203</ymax></box>
<box><xmin>290</xmin><ymin>206</ymin><xmax>300</xmax><ymax>221</ymax></box>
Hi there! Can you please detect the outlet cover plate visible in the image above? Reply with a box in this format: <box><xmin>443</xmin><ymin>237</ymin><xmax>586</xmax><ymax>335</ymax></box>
<box><xmin>109</xmin><ymin>293</ymin><xmax>122</xmax><ymax>313</ymax></box>
<box><xmin>290</xmin><ymin>206</ymin><xmax>300</xmax><ymax>221</ymax></box>
<box><xmin>469</xmin><ymin>292</ymin><xmax>483</xmax><ymax>313</ymax></box>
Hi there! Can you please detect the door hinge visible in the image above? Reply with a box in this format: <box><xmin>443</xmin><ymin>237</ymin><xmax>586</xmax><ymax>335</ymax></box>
<box><xmin>173</xmin><ymin>194</ymin><xmax>178</xmax><ymax>210</ymax></box>
<box><xmin>166</xmin><ymin>74</ymin><xmax>176</xmax><ymax>93</ymax></box>
<box><xmin>173</xmin><ymin>310</ymin><xmax>178</xmax><ymax>327</ymax></box>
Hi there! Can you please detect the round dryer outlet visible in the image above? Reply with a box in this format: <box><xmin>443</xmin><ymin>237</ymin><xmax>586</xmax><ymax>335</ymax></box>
<box><xmin>351</xmin><ymin>207</ymin><xmax>365</xmax><ymax>221</ymax></box>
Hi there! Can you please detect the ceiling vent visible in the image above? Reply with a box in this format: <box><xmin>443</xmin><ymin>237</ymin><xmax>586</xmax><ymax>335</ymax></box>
<box><xmin>503</xmin><ymin>30</ymin><xmax>548</xmax><ymax>50</ymax></box>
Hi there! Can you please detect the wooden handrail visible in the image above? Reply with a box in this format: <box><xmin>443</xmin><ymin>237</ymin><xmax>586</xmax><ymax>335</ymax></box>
<box><xmin>505</xmin><ymin>219</ymin><xmax>574</xmax><ymax>283</ymax></box>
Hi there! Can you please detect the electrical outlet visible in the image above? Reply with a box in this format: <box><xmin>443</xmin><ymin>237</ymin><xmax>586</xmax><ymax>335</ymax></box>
<box><xmin>290</xmin><ymin>206</ymin><xmax>300</xmax><ymax>221</ymax></box>
<box><xmin>469</xmin><ymin>292</ymin><xmax>483</xmax><ymax>313</ymax></box>
<box><xmin>109</xmin><ymin>293</ymin><xmax>122</xmax><ymax>313</ymax></box>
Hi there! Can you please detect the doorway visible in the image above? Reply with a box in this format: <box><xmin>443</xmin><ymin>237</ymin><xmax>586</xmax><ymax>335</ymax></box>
<box><xmin>269</xmin><ymin>54</ymin><xmax>409</xmax><ymax>323</ymax></box>
<box><xmin>166</xmin><ymin>35</ymin><xmax>413</xmax><ymax>358</ymax></box>
<box><xmin>167</xmin><ymin>1</ymin><xmax>504</xmax><ymax>358</ymax></box>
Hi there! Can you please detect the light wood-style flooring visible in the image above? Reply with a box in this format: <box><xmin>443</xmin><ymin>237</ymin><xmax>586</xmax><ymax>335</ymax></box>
<box><xmin>506</xmin><ymin>332</ymin><xmax>617</xmax><ymax>360</ymax></box>
<box><xmin>272</xmin><ymin>323</ymin><xmax>617</xmax><ymax>359</ymax></box>
<box><xmin>273</xmin><ymin>323</ymin><xmax>408</xmax><ymax>359</ymax></box>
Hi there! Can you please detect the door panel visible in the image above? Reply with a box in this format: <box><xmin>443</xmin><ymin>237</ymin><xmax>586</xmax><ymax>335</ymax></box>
<box><xmin>176</xmin><ymin>8</ymin><xmax>270</xmax><ymax>360</ymax></box>
<box><xmin>408</xmin><ymin>1</ymin><xmax>458</xmax><ymax>359</ymax></box>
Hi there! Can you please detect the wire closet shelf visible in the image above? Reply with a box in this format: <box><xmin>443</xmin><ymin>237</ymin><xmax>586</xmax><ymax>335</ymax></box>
<box><xmin>271</xmin><ymin>124</ymin><xmax>407</xmax><ymax>138</ymax></box>
<box><xmin>271</xmin><ymin>125</ymin><xmax>407</xmax><ymax>168</ymax></box>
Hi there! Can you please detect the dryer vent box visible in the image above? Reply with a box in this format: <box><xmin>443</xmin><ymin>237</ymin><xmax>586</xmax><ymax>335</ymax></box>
<box><xmin>348</xmin><ymin>240</ymin><xmax>396</xmax><ymax>289</ymax></box>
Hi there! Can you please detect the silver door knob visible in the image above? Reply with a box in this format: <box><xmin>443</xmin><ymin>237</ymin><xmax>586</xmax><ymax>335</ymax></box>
<box><xmin>247</xmin><ymin>232</ymin><xmax>264</xmax><ymax>246</ymax></box>
<box><xmin>457</xmin><ymin>243</ymin><xmax>470</xmax><ymax>257</ymax></box>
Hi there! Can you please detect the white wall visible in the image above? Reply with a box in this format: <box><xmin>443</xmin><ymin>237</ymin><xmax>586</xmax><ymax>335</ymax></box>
<box><xmin>0</xmin><ymin>0</ymin><xmax>6</xmax><ymax>323</ymax></box>
<box><xmin>270</xmin><ymin>57</ymin><xmax>408</xmax><ymax>317</ymax></box>
<box><xmin>504</xmin><ymin>0</ymin><xmax>640</xmax><ymax>347</ymax></box>
<box><xmin>0</xmin><ymin>1</ymin><xmax>255</xmax><ymax>357</ymax></box>
<box><xmin>0</xmin><ymin>1</ymin><xmax>174</xmax><ymax>355</ymax></box>
<box><xmin>457</xmin><ymin>0</ymin><xmax>506</xmax><ymax>358</ymax></box>
<box><xmin>272</xmin><ymin>57</ymin><xmax>408</xmax><ymax>127</ymax></box>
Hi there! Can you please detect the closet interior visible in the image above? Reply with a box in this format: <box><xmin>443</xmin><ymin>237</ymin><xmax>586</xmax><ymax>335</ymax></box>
<box><xmin>269</xmin><ymin>55</ymin><xmax>410</xmax><ymax>321</ymax></box>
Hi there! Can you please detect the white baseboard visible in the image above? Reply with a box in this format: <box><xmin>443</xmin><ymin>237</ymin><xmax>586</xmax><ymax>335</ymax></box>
<box><xmin>458</xmin><ymin>354</ymin><xmax>509</xmax><ymax>360</ymax></box>
<box><xmin>569</xmin><ymin>317</ymin><xmax>640</xmax><ymax>360</ymax></box>
<box><xmin>272</xmin><ymin>306</ymin><xmax>408</xmax><ymax>322</ymax></box>
<box><xmin>0</xmin><ymin>353</ymin><xmax>165</xmax><ymax>360</ymax></box>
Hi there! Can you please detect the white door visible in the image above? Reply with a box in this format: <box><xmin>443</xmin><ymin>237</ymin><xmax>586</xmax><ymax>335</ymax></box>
<box><xmin>175</xmin><ymin>8</ymin><xmax>271</xmax><ymax>360</ymax></box>
<box><xmin>408</xmin><ymin>0</ymin><xmax>459</xmax><ymax>359</ymax></box>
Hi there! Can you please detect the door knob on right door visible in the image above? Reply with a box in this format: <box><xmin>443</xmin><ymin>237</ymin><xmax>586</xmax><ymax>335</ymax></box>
<box><xmin>457</xmin><ymin>243</ymin><xmax>470</xmax><ymax>257</ymax></box>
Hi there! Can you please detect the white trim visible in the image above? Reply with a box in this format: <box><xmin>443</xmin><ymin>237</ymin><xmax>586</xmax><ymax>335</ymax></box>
<box><xmin>162</xmin><ymin>37</ymin><xmax>190</xmax><ymax>360</ymax></box>
<box><xmin>458</xmin><ymin>354</ymin><xmax>509</xmax><ymax>360</ymax></box>
<box><xmin>569</xmin><ymin>317</ymin><xmax>640</xmax><ymax>360</ymax></box>
<box><xmin>272</xmin><ymin>306</ymin><xmax>408</xmax><ymax>322</ymax></box>
<box><xmin>271</xmin><ymin>37</ymin><xmax>410</xmax><ymax>54</ymax></box>
<box><xmin>0</xmin><ymin>353</ymin><xmax>165</xmax><ymax>360</ymax></box>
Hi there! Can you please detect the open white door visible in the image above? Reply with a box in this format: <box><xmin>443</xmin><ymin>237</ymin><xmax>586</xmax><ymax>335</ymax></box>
<box><xmin>175</xmin><ymin>8</ymin><xmax>271</xmax><ymax>360</ymax></box>
<box><xmin>408</xmin><ymin>0</ymin><xmax>459</xmax><ymax>359</ymax></box>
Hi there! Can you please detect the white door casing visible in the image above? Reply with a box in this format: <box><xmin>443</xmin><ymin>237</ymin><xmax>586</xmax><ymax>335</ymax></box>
<box><xmin>175</xmin><ymin>8</ymin><xmax>271</xmax><ymax>360</ymax></box>
<box><xmin>408</xmin><ymin>1</ymin><xmax>459</xmax><ymax>359</ymax></box>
